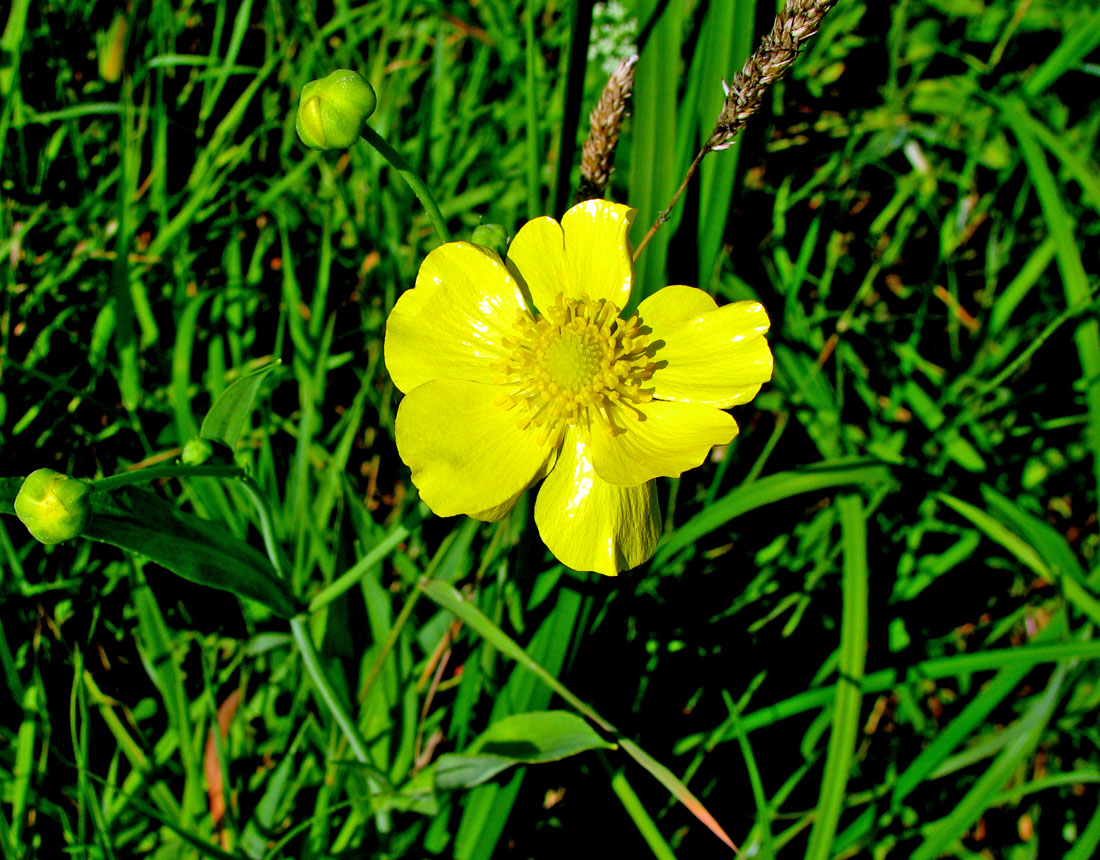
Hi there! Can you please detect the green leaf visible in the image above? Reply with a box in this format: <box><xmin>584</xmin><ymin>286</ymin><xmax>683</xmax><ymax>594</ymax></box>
<box><xmin>911</xmin><ymin>665</ymin><xmax>1067</xmax><ymax>860</ymax></box>
<box><xmin>434</xmin><ymin>755</ymin><xmax>515</xmax><ymax>790</ymax></box>
<box><xmin>421</xmin><ymin>578</ymin><xmax>739</xmax><ymax>850</ymax></box>
<box><xmin>199</xmin><ymin>360</ymin><xmax>280</xmax><ymax>449</ymax></box>
<box><xmin>654</xmin><ymin>460</ymin><xmax>893</xmax><ymax>567</ymax></box>
<box><xmin>938</xmin><ymin>492</ymin><xmax>1100</xmax><ymax>626</ymax></box>
<box><xmin>469</xmin><ymin>710</ymin><xmax>613</xmax><ymax>760</ymax></box>
<box><xmin>435</xmin><ymin>711</ymin><xmax>614</xmax><ymax>789</ymax></box>
<box><xmin>84</xmin><ymin>485</ymin><xmax>300</xmax><ymax>618</ymax></box>
<box><xmin>385</xmin><ymin>768</ymin><xmax>439</xmax><ymax>816</ymax></box>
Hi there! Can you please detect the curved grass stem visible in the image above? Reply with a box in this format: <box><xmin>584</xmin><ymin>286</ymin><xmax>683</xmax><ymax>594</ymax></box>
<box><xmin>235</xmin><ymin>474</ymin><xmax>376</xmax><ymax>768</ymax></box>
<box><xmin>289</xmin><ymin>616</ymin><xmax>375</xmax><ymax>766</ymax></box>
<box><xmin>237</xmin><ymin>474</ymin><xmax>288</xmax><ymax>581</ymax></box>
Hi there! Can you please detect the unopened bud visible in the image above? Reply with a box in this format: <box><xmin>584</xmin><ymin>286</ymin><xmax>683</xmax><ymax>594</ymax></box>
<box><xmin>181</xmin><ymin>437</ymin><xmax>235</xmax><ymax>465</ymax></box>
<box><xmin>14</xmin><ymin>469</ymin><xmax>92</xmax><ymax>545</ymax></box>
<box><xmin>296</xmin><ymin>70</ymin><xmax>377</xmax><ymax>151</ymax></box>
<box><xmin>471</xmin><ymin>224</ymin><xmax>509</xmax><ymax>257</ymax></box>
<box><xmin>181</xmin><ymin>437</ymin><xmax>215</xmax><ymax>466</ymax></box>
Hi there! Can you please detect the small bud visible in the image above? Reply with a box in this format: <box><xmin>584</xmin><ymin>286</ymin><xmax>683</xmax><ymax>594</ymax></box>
<box><xmin>14</xmin><ymin>469</ymin><xmax>92</xmax><ymax>545</ymax></box>
<box><xmin>181</xmin><ymin>437</ymin><xmax>215</xmax><ymax>466</ymax></box>
<box><xmin>471</xmin><ymin>224</ymin><xmax>509</xmax><ymax>257</ymax></box>
<box><xmin>296</xmin><ymin>70</ymin><xmax>377</xmax><ymax>151</ymax></box>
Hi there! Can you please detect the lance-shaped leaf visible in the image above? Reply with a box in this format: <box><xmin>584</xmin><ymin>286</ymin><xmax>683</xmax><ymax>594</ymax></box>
<box><xmin>200</xmin><ymin>360</ymin><xmax>280</xmax><ymax>450</ymax></box>
<box><xmin>434</xmin><ymin>710</ymin><xmax>614</xmax><ymax>789</ymax></box>
<box><xmin>85</xmin><ymin>485</ymin><xmax>300</xmax><ymax>618</ymax></box>
<box><xmin>2</xmin><ymin>475</ymin><xmax>298</xmax><ymax>617</ymax></box>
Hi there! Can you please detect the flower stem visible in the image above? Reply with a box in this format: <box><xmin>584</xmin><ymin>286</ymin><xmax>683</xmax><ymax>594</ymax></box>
<box><xmin>89</xmin><ymin>463</ymin><xmax>243</xmax><ymax>492</ymax></box>
<box><xmin>632</xmin><ymin>146</ymin><xmax>706</xmax><ymax>262</ymax></box>
<box><xmin>634</xmin><ymin>0</ymin><xmax>840</xmax><ymax>261</ymax></box>
<box><xmin>360</xmin><ymin>125</ymin><xmax>451</xmax><ymax>244</ymax></box>
<box><xmin>92</xmin><ymin>457</ymin><xmax>375</xmax><ymax>766</ymax></box>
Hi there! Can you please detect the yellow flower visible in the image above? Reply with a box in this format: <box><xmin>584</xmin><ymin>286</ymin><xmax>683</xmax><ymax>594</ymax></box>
<box><xmin>384</xmin><ymin>200</ymin><xmax>773</xmax><ymax>576</ymax></box>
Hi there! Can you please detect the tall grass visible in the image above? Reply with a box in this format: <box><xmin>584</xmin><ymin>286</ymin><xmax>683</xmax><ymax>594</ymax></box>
<box><xmin>2</xmin><ymin>0</ymin><xmax>1099</xmax><ymax>857</ymax></box>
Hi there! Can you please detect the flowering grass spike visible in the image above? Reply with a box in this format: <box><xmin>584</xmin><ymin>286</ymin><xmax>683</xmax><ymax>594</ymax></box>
<box><xmin>384</xmin><ymin>201</ymin><xmax>773</xmax><ymax>575</ymax></box>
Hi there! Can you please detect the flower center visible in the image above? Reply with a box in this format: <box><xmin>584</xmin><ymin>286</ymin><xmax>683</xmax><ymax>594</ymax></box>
<box><xmin>543</xmin><ymin>331</ymin><xmax>602</xmax><ymax>391</ymax></box>
<box><xmin>492</xmin><ymin>293</ymin><xmax>656</xmax><ymax>447</ymax></box>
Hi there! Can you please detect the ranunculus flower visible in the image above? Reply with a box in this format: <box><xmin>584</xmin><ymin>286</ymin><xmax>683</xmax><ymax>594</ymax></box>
<box><xmin>384</xmin><ymin>200</ymin><xmax>772</xmax><ymax>575</ymax></box>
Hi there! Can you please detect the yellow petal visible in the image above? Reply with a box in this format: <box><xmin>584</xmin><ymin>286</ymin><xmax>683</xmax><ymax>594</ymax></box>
<box><xmin>646</xmin><ymin>299</ymin><xmax>773</xmax><ymax>407</ymax></box>
<box><xmin>505</xmin><ymin>216</ymin><xmax>567</xmax><ymax>313</ymax></box>
<box><xmin>384</xmin><ymin>242</ymin><xmax>527</xmax><ymax>393</ymax></box>
<box><xmin>560</xmin><ymin>200</ymin><xmax>635</xmax><ymax>308</ymax></box>
<box><xmin>395</xmin><ymin>379</ymin><xmax>551</xmax><ymax>517</ymax></box>
<box><xmin>637</xmin><ymin>285</ymin><xmax>717</xmax><ymax>327</ymax></box>
<box><xmin>470</xmin><ymin>450</ymin><xmax>557</xmax><ymax>522</ymax></box>
<box><xmin>534</xmin><ymin>431</ymin><xmax>659</xmax><ymax>576</ymax></box>
<box><xmin>507</xmin><ymin>200</ymin><xmax>636</xmax><ymax>313</ymax></box>
<box><xmin>470</xmin><ymin>493</ymin><xmax>525</xmax><ymax>523</ymax></box>
<box><xmin>590</xmin><ymin>400</ymin><xmax>738</xmax><ymax>486</ymax></box>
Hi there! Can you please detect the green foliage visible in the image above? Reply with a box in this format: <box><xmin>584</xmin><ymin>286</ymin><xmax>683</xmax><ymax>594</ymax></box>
<box><xmin>434</xmin><ymin>711</ymin><xmax>614</xmax><ymax>789</ymax></box>
<box><xmin>2</xmin><ymin>0</ymin><xmax>1099</xmax><ymax>858</ymax></box>
<box><xmin>198</xmin><ymin>360</ymin><xmax>280</xmax><ymax>451</ymax></box>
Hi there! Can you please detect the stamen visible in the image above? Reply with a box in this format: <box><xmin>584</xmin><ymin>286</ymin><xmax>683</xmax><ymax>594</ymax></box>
<box><xmin>494</xmin><ymin>293</ymin><xmax>657</xmax><ymax>447</ymax></box>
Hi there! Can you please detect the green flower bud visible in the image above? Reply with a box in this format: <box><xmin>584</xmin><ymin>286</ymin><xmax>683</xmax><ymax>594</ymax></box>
<box><xmin>181</xmin><ymin>437</ymin><xmax>215</xmax><ymax>466</ymax></box>
<box><xmin>470</xmin><ymin>224</ymin><xmax>510</xmax><ymax>257</ymax></box>
<box><xmin>296</xmin><ymin>70</ymin><xmax>377</xmax><ymax>151</ymax></box>
<box><xmin>14</xmin><ymin>469</ymin><xmax>92</xmax><ymax>545</ymax></box>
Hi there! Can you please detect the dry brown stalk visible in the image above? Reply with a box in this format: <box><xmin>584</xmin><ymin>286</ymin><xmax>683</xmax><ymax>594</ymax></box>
<box><xmin>575</xmin><ymin>54</ymin><xmax>639</xmax><ymax>203</ymax></box>
<box><xmin>633</xmin><ymin>0</ymin><xmax>840</xmax><ymax>260</ymax></box>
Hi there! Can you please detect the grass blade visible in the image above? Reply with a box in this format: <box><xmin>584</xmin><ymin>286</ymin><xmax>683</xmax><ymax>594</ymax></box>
<box><xmin>628</xmin><ymin>0</ymin><xmax>683</xmax><ymax>302</ymax></box>
<box><xmin>673</xmin><ymin>642</ymin><xmax>1100</xmax><ymax>750</ymax></box>
<box><xmin>653</xmin><ymin>460</ymin><xmax>892</xmax><ymax>566</ymax></box>
<box><xmin>695</xmin><ymin>0</ymin><xmax>757</xmax><ymax>290</ymax></box>
<box><xmin>939</xmin><ymin>492</ymin><xmax>1100</xmax><ymax>626</ymax></box>
<box><xmin>1001</xmin><ymin>96</ymin><xmax>1100</xmax><ymax>493</ymax></box>
<box><xmin>804</xmin><ymin>493</ymin><xmax>868</xmax><ymax>860</ymax></box>
<box><xmin>1022</xmin><ymin>5</ymin><xmax>1100</xmax><ymax>97</ymax></box>
<box><xmin>910</xmin><ymin>664</ymin><xmax>1067</xmax><ymax>860</ymax></box>
<box><xmin>609</xmin><ymin>766</ymin><xmax>678</xmax><ymax>860</ymax></box>
<box><xmin>523</xmin><ymin>3</ymin><xmax>543</xmax><ymax>218</ymax></box>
